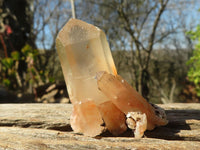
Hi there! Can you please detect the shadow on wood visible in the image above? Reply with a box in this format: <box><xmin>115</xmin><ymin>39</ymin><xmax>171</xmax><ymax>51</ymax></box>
<box><xmin>0</xmin><ymin>103</ymin><xmax>200</xmax><ymax>149</ymax></box>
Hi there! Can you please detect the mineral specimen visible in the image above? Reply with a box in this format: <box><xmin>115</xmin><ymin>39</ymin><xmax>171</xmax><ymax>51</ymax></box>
<box><xmin>56</xmin><ymin>19</ymin><xmax>126</xmax><ymax>136</ymax></box>
<box><xmin>126</xmin><ymin>112</ymin><xmax>147</xmax><ymax>138</ymax></box>
<box><xmin>97</xmin><ymin>71</ymin><xmax>168</xmax><ymax>137</ymax></box>
<box><xmin>56</xmin><ymin>18</ymin><xmax>168</xmax><ymax>138</ymax></box>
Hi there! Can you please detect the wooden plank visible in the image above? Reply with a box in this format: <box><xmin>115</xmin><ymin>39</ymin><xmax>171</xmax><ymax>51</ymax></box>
<box><xmin>0</xmin><ymin>104</ymin><xmax>72</xmax><ymax>131</ymax></box>
<box><xmin>0</xmin><ymin>127</ymin><xmax>200</xmax><ymax>150</ymax></box>
<box><xmin>0</xmin><ymin>103</ymin><xmax>200</xmax><ymax>149</ymax></box>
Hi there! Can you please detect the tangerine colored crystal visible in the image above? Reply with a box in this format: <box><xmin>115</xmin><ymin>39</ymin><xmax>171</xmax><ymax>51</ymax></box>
<box><xmin>56</xmin><ymin>19</ymin><xmax>126</xmax><ymax>136</ymax></box>
<box><xmin>56</xmin><ymin>18</ymin><xmax>168</xmax><ymax>138</ymax></box>
<box><xmin>97</xmin><ymin>71</ymin><xmax>168</xmax><ymax>137</ymax></box>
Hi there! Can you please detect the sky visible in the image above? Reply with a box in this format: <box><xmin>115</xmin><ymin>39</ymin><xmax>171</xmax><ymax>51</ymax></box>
<box><xmin>34</xmin><ymin>0</ymin><xmax>200</xmax><ymax>50</ymax></box>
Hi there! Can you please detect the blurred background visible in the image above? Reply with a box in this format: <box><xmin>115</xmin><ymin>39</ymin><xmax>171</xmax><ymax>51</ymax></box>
<box><xmin>0</xmin><ymin>0</ymin><xmax>200</xmax><ymax>104</ymax></box>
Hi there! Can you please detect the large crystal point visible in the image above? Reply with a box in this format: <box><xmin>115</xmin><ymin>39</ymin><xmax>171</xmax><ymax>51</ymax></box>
<box><xmin>97</xmin><ymin>72</ymin><xmax>168</xmax><ymax>137</ymax></box>
<box><xmin>56</xmin><ymin>19</ymin><xmax>126</xmax><ymax>136</ymax></box>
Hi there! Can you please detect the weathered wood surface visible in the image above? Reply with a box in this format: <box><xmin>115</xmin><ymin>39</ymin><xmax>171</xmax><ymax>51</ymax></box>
<box><xmin>0</xmin><ymin>103</ymin><xmax>200</xmax><ymax>150</ymax></box>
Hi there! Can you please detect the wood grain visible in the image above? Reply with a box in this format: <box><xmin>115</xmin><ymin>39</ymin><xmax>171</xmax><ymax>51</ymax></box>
<box><xmin>0</xmin><ymin>103</ymin><xmax>199</xmax><ymax>149</ymax></box>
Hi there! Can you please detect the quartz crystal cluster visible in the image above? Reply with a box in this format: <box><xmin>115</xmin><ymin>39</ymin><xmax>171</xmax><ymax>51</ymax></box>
<box><xmin>56</xmin><ymin>19</ymin><xmax>168</xmax><ymax>138</ymax></box>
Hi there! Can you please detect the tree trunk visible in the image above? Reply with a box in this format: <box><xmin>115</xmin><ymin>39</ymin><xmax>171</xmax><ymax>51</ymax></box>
<box><xmin>1</xmin><ymin>0</ymin><xmax>34</xmax><ymax>88</ymax></box>
<box><xmin>141</xmin><ymin>69</ymin><xmax>150</xmax><ymax>101</ymax></box>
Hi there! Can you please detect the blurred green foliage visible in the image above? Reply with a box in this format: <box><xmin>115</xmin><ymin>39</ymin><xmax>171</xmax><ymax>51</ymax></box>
<box><xmin>187</xmin><ymin>25</ymin><xmax>200</xmax><ymax>96</ymax></box>
<box><xmin>1</xmin><ymin>56</ymin><xmax>16</xmax><ymax>88</ymax></box>
<box><xmin>0</xmin><ymin>44</ymin><xmax>54</xmax><ymax>91</ymax></box>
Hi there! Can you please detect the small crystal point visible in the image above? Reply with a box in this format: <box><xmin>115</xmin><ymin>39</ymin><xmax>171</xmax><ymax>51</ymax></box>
<box><xmin>97</xmin><ymin>71</ymin><xmax>168</xmax><ymax>136</ymax></box>
<box><xmin>98</xmin><ymin>101</ymin><xmax>127</xmax><ymax>136</ymax></box>
<box><xmin>70</xmin><ymin>101</ymin><xmax>104</xmax><ymax>136</ymax></box>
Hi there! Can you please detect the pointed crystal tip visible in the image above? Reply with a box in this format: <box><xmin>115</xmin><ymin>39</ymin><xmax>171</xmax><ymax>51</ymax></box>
<box><xmin>57</xmin><ymin>18</ymin><xmax>100</xmax><ymax>46</ymax></box>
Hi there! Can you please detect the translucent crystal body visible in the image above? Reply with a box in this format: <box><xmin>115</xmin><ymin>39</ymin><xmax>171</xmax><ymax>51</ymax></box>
<box><xmin>97</xmin><ymin>72</ymin><xmax>168</xmax><ymax>133</ymax></box>
<box><xmin>56</xmin><ymin>19</ymin><xmax>116</xmax><ymax>105</ymax></box>
<box><xmin>56</xmin><ymin>19</ymin><xmax>126</xmax><ymax>136</ymax></box>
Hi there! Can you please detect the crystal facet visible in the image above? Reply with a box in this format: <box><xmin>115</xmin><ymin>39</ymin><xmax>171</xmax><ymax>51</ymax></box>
<box><xmin>56</xmin><ymin>19</ymin><xmax>126</xmax><ymax>136</ymax></box>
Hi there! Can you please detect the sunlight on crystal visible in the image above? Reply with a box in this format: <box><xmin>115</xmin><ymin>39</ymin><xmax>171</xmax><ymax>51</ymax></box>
<box><xmin>56</xmin><ymin>19</ymin><xmax>168</xmax><ymax>137</ymax></box>
<box><xmin>56</xmin><ymin>19</ymin><xmax>126</xmax><ymax>136</ymax></box>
